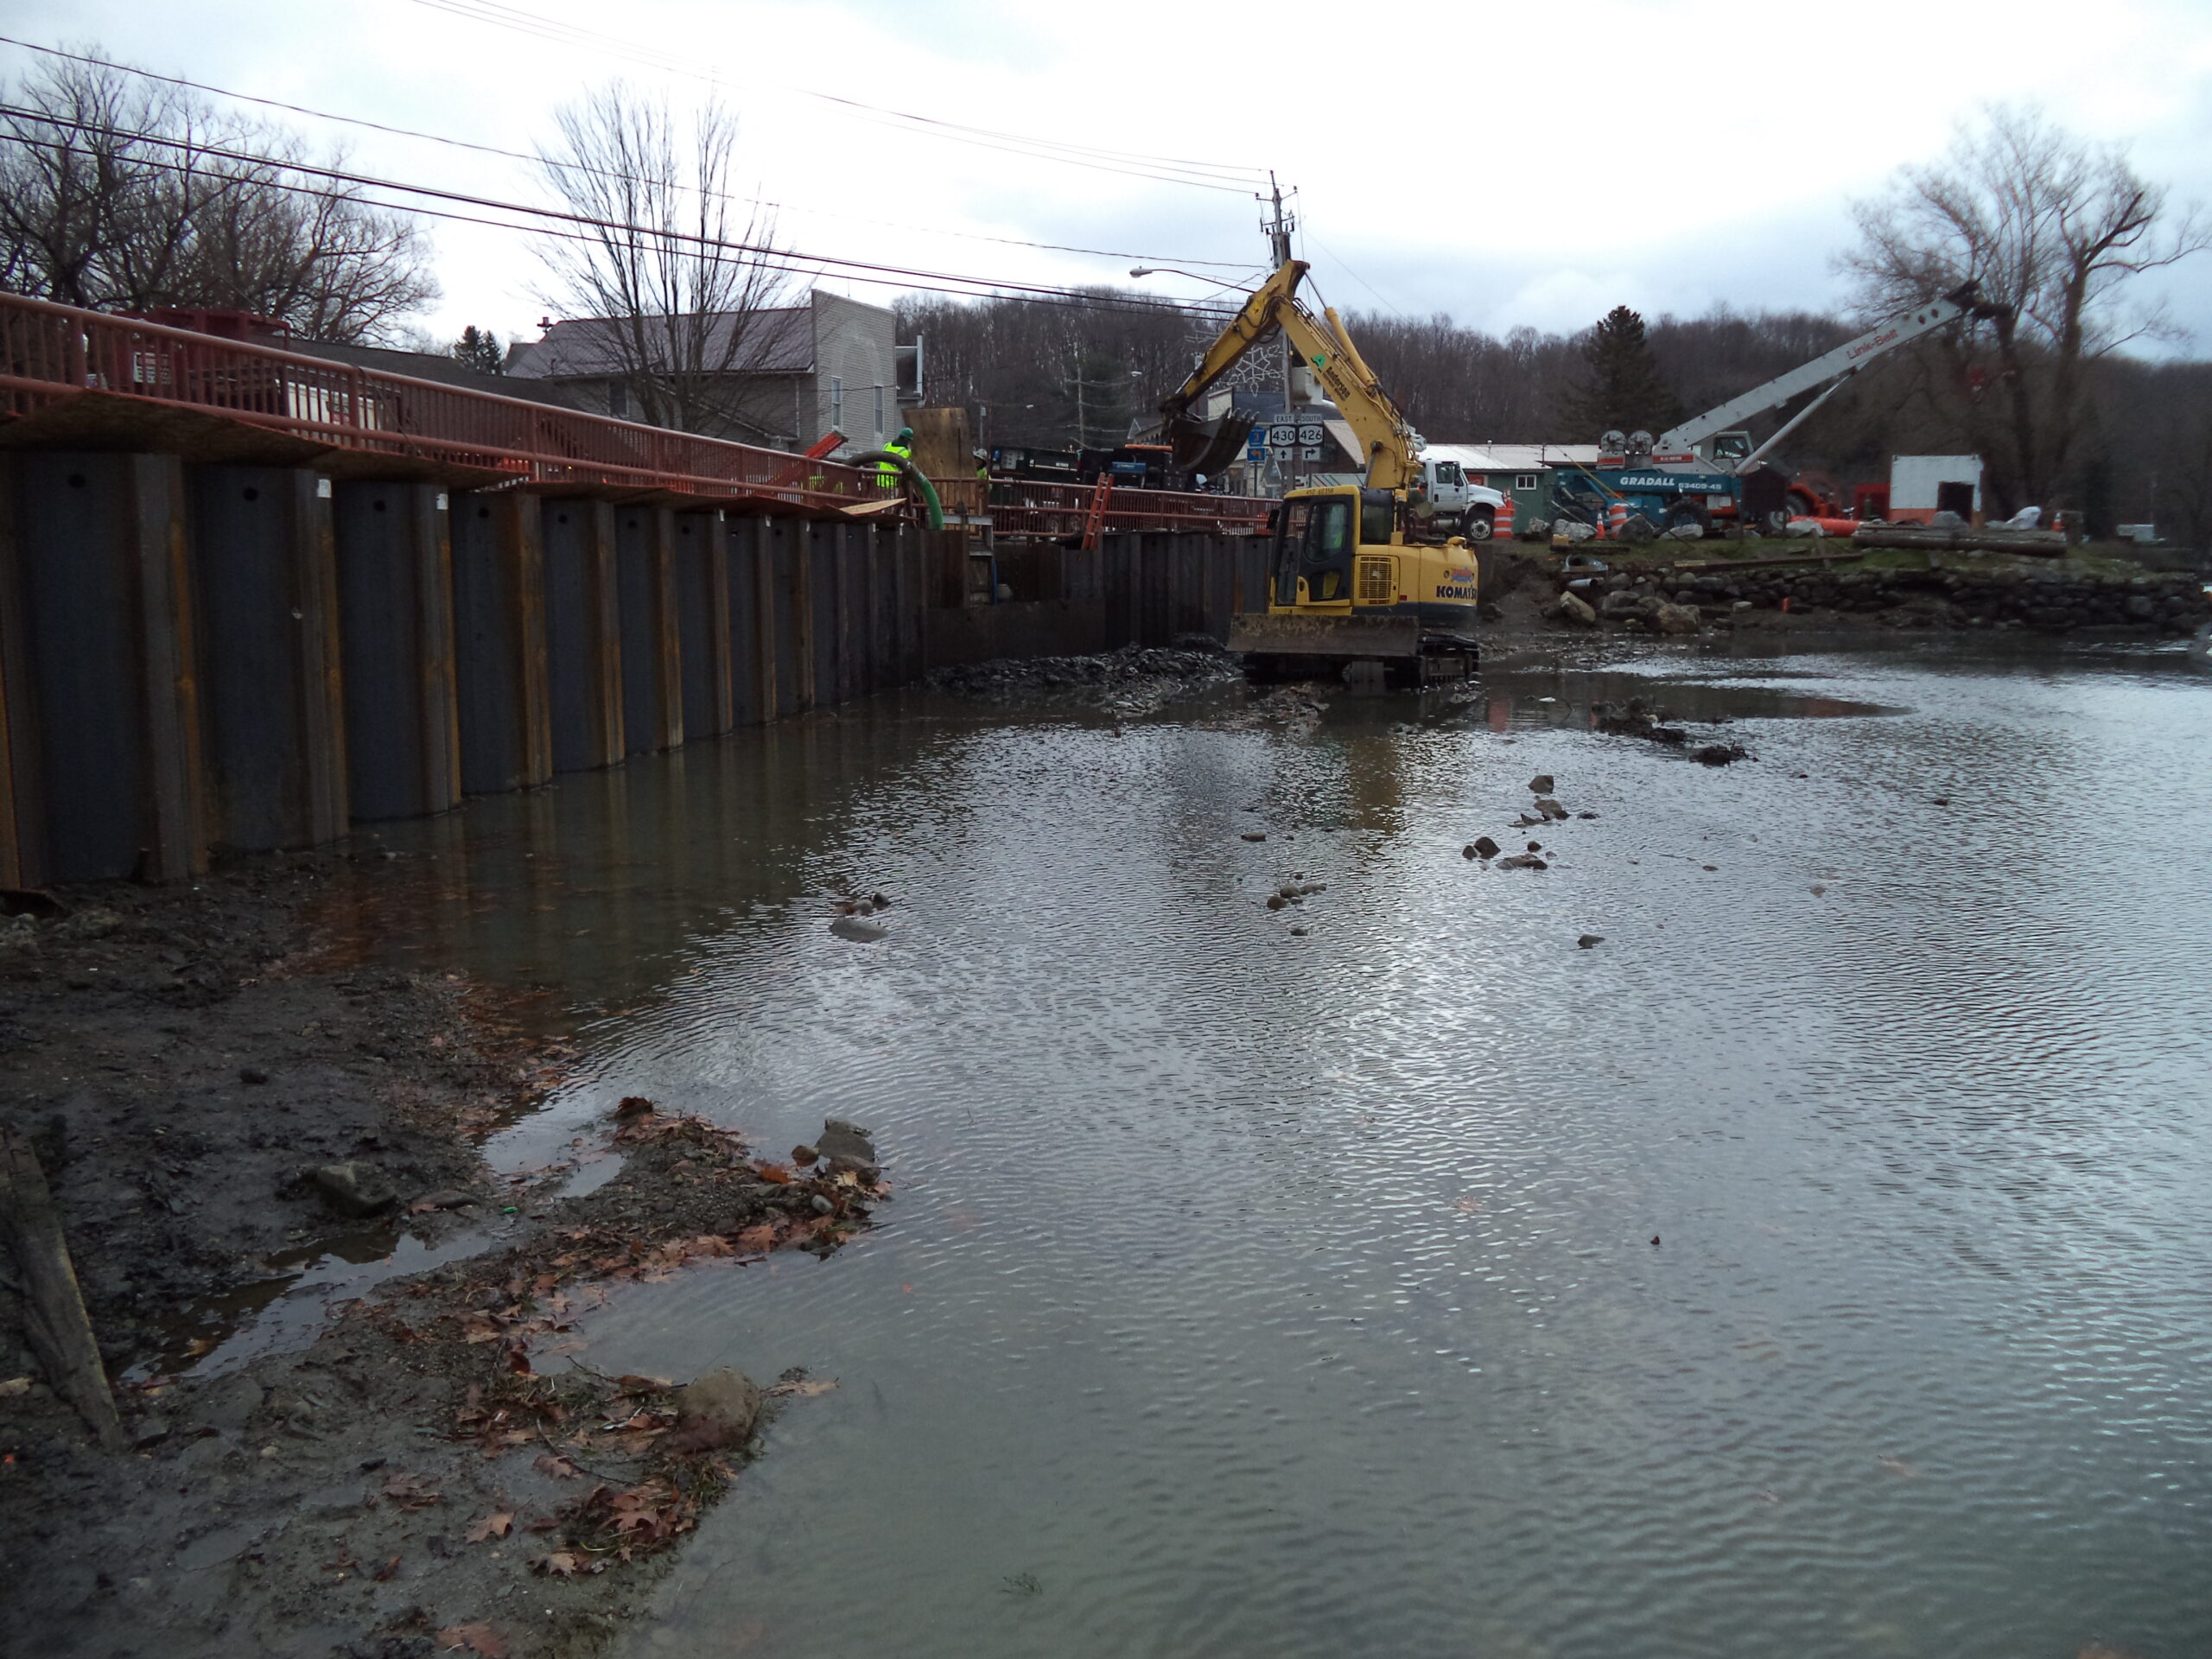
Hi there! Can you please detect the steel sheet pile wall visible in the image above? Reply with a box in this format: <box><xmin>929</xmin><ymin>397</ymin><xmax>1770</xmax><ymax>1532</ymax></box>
<box><xmin>0</xmin><ymin>453</ymin><xmax>1259</xmax><ymax>891</ymax></box>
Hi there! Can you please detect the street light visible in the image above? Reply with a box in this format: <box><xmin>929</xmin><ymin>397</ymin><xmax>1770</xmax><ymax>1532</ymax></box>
<box><xmin>1128</xmin><ymin>266</ymin><xmax>1228</xmax><ymax>285</ymax></box>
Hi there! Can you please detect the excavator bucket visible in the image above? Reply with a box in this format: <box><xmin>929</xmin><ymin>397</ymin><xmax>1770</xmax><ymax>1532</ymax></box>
<box><xmin>1227</xmin><ymin>611</ymin><xmax>1423</xmax><ymax>661</ymax></box>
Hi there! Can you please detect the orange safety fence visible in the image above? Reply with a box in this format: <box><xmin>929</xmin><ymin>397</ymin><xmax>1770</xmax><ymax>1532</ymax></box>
<box><xmin>0</xmin><ymin>292</ymin><xmax>893</xmax><ymax>513</ymax></box>
<box><xmin>0</xmin><ymin>292</ymin><xmax>1277</xmax><ymax>535</ymax></box>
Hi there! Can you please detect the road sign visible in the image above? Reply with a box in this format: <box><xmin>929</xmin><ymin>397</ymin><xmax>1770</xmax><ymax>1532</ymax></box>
<box><xmin>1300</xmin><ymin>445</ymin><xmax>1322</xmax><ymax>461</ymax></box>
<box><xmin>1268</xmin><ymin>445</ymin><xmax>1292</xmax><ymax>461</ymax></box>
<box><xmin>1298</xmin><ymin>424</ymin><xmax>1324</xmax><ymax>446</ymax></box>
<box><xmin>1268</xmin><ymin>423</ymin><xmax>1298</xmax><ymax>445</ymax></box>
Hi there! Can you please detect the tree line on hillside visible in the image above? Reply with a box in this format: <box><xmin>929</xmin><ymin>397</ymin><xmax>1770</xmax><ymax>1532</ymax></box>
<box><xmin>2</xmin><ymin>50</ymin><xmax>2208</xmax><ymax>544</ymax></box>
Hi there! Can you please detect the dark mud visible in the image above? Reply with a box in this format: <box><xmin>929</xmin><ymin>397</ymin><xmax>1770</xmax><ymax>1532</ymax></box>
<box><xmin>0</xmin><ymin>857</ymin><xmax>881</xmax><ymax>1658</ymax></box>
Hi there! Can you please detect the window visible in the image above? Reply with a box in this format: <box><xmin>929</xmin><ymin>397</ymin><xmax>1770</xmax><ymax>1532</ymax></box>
<box><xmin>830</xmin><ymin>376</ymin><xmax>843</xmax><ymax>432</ymax></box>
<box><xmin>1434</xmin><ymin>461</ymin><xmax>1462</xmax><ymax>486</ymax></box>
<box><xmin>1361</xmin><ymin>489</ymin><xmax>1395</xmax><ymax>546</ymax></box>
<box><xmin>607</xmin><ymin>381</ymin><xmax>627</xmax><ymax>417</ymax></box>
<box><xmin>1516</xmin><ymin>473</ymin><xmax>1540</xmax><ymax>492</ymax></box>
<box><xmin>874</xmin><ymin>385</ymin><xmax>885</xmax><ymax>436</ymax></box>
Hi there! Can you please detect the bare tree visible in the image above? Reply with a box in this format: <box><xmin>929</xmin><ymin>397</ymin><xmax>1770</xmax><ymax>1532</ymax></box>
<box><xmin>0</xmin><ymin>48</ymin><xmax>436</xmax><ymax>342</ymax></box>
<box><xmin>533</xmin><ymin>84</ymin><xmax>800</xmax><ymax>439</ymax></box>
<box><xmin>1842</xmin><ymin>105</ymin><xmax>2209</xmax><ymax>515</ymax></box>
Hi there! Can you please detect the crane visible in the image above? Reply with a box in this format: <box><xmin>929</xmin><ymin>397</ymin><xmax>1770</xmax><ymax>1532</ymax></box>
<box><xmin>1562</xmin><ymin>283</ymin><xmax>1983</xmax><ymax>537</ymax></box>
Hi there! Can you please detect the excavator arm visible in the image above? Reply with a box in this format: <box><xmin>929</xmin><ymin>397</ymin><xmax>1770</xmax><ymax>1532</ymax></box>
<box><xmin>1159</xmin><ymin>258</ymin><xmax>1424</xmax><ymax>491</ymax></box>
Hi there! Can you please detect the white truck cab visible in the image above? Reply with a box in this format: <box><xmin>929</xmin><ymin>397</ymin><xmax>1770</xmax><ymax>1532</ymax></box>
<box><xmin>1421</xmin><ymin>457</ymin><xmax>1507</xmax><ymax>540</ymax></box>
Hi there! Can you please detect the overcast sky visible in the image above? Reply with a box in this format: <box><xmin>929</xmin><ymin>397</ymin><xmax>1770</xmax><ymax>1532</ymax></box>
<box><xmin>6</xmin><ymin>0</ymin><xmax>2210</xmax><ymax>353</ymax></box>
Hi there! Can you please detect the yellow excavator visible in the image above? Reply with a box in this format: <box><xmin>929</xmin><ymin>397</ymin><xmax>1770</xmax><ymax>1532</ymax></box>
<box><xmin>1159</xmin><ymin>257</ymin><xmax>1479</xmax><ymax>687</ymax></box>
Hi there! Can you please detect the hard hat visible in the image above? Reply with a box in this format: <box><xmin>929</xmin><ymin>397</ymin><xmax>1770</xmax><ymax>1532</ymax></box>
<box><xmin>896</xmin><ymin>427</ymin><xmax>913</xmax><ymax>444</ymax></box>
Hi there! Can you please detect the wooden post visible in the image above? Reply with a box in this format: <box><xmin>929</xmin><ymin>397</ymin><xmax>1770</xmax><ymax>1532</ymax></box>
<box><xmin>0</xmin><ymin>1126</ymin><xmax>124</xmax><ymax>1449</ymax></box>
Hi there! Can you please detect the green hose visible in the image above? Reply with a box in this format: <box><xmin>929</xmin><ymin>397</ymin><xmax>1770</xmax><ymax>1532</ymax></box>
<box><xmin>847</xmin><ymin>448</ymin><xmax>944</xmax><ymax>531</ymax></box>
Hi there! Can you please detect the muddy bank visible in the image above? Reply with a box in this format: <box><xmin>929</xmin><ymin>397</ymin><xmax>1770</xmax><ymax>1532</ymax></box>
<box><xmin>0</xmin><ymin>857</ymin><xmax>884</xmax><ymax>1657</ymax></box>
<box><xmin>926</xmin><ymin>639</ymin><xmax>1240</xmax><ymax>706</ymax></box>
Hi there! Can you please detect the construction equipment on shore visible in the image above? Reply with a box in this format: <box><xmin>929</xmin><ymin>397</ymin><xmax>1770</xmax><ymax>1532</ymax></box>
<box><xmin>1159</xmin><ymin>258</ymin><xmax>1480</xmax><ymax>686</ymax></box>
<box><xmin>1556</xmin><ymin>284</ymin><xmax>1986</xmax><ymax>539</ymax></box>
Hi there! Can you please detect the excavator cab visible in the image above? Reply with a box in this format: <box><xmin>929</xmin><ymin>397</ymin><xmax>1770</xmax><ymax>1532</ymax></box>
<box><xmin>1707</xmin><ymin>430</ymin><xmax>1754</xmax><ymax>464</ymax></box>
<box><xmin>1274</xmin><ymin>494</ymin><xmax>1356</xmax><ymax>605</ymax></box>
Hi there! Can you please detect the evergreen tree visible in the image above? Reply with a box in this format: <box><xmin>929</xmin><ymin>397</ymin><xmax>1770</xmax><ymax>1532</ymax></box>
<box><xmin>1560</xmin><ymin>305</ymin><xmax>1681</xmax><ymax>440</ymax></box>
<box><xmin>450</xmin><ymin>325</ymin><xmax>504</xmax><ymax>374</ymax></box>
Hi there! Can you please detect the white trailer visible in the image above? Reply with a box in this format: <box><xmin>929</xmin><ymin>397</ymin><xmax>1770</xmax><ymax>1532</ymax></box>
<box><xmin>1889</xmin><ymin>455</ymin><xmax>1984</xmax><ymax>524</ymax></box>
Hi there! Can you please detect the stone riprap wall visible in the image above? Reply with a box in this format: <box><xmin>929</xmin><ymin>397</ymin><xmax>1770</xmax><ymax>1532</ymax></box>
<box><xmin>1554</xmin><ymin>560</ymin><xmax>2212</xmax><ymax>636</ymax></box>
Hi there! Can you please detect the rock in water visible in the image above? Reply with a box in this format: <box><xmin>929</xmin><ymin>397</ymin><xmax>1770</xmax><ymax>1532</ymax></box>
<box><xmin>1650</xmin><ymin>601</ymin><xmax>1701</xmax><ymax>635</ymax></box>
<box><xmin>830</xmin><ymin>915</ymin><xmax>887</xmax><ymax>943</ymax></box>
<box><xmin>1470</xmin><ymin>836</ymin><xmax>1500</xmax><ymax>860</ymax></box>
<box><xmin>1498</xmin><ymin>854</ymin><xmax>1548</xmax><ymax>870</ymax></box>
<box><xmin>1578</xmin><ymin>934</ymin><xmax>1604</xmax><ymax>949</ymax></box>
<box><xmin>672</xmin><ymin>1369</ymin><xmax>761</xmax><ymax>1449</ymax></box>
<box><xmin>1529</xmin><ymin>775</ymin><xmax>1554</xmax><ymax>795</ymax></box>
<box><xmin>1534</xmin><ymin>797</ymin><xmax>1569</xmax><ymax>821</ymax></box>
<box><xmin>308</xmin><ymin>1161</ymin><xmax>397</xmax><ymax>1218</ymax></box>
<box><xmin>817</xmin><ymin>1119</ymin><xmax>879</xmax><ymax>1176</ymax></box>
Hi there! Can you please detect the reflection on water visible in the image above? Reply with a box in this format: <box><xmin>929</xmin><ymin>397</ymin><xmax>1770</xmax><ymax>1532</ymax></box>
<box><xmin>342</xmin><ymin>639</ymin><xmax>2212</xmax><ymax>1659</ymax></box>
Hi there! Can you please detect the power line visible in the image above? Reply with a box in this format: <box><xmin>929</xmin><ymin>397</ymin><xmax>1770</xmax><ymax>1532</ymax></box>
<box><xmin>0</xmin><ymin>35</ymin><xmax>1266</xmax><ymax>276</ymax></box>
<box><xmin>0</xmin><ymin>115</ymin><xmax>1245</xmax><ymax>322</ymax></box>
<box><xmin>404</xmin><ymin>0</ymin><xmax>1266</xmax><ymax>194</ymax></box>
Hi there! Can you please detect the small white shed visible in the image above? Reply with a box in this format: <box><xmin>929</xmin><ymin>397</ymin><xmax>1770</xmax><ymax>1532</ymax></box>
<box><xmin>1890</xmin><ymin>455</ymin><xmax>1983</xmax><ymax>524</ymax></box>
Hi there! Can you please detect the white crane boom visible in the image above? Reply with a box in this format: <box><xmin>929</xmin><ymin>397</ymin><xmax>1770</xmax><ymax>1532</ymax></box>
<box><xmin>1659</xmin><ymin>284</ymin><xmax>1980</xmax><ymax>455</ymax></box>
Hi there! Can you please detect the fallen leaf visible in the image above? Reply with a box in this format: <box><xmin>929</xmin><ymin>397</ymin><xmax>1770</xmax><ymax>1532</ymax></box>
<box><xmin>731</xmin><ymin>1224</ymin><xmax>777</xmax><ymax>1253</ymax></box>
<box><xmin>466</xmin><ymin>1511</ymin><xmax>514</xmax><ymax>1543</ymax></box>
<box><xmin>614</xmin><ymin>1096</ymin><xmax>655</xmax><ymax>1119</ymax></box>
<box><xmin>382</xmin><ymin>1472</ymin><xmax>443</xmax><ymax>1510</ymax></box>
<box><xmin>534</xmin><ymin>1452</ymin><xmax>580</xmax><ymax>1480</ymax></box>
<box><xmin>752</xmin><ymin>1160</ymin><xmax>793</xmax><ymax>1185</ymax></box>
<box><xmin>535</xmin><ymin>1551</ymin><xmax>583</xmax><ymax>1577</ymax></box>
<box><xmin>435</xmin><ymin>1623</ymin><xmax>511</xmax><ymax>1656</ymax></box>
<box><xmin>372</xmin><ymin>1554</ymin><xmax>401</xmax><ymax>1581</ymax></box>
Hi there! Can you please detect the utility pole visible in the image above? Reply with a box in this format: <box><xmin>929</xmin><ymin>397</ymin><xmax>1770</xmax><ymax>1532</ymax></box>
<box><xmin>1262</xmin><ymin>172</ymin><xmax>1299</xmax><ymax>495</ymax></box>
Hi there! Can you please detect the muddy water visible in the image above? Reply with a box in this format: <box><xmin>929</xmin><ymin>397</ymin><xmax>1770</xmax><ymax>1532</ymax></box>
<box><xmin>346</xmin><ymin>638</ymin><xmax>2212</xmax><ymax>1659</ymax></box>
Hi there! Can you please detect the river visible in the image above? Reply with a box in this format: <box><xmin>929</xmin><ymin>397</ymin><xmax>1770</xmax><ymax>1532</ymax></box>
<box><xmin>339</xmin><ymin>633</ymin><xmax>2212</xmax><ymax>1659</ymax></box>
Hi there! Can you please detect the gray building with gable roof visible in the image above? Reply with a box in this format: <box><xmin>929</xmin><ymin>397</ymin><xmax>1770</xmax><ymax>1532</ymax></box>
<box><xmin>505</xmin><ymin>290</ymin><xmax>900</xmax><ymax>454</ymax></box>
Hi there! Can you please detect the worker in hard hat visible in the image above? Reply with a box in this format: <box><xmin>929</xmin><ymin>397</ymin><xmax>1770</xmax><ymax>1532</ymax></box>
<box><xmin>878</xmin><ymin>427</ymin><xmax>913</xmax><ymax>493</ymax></box>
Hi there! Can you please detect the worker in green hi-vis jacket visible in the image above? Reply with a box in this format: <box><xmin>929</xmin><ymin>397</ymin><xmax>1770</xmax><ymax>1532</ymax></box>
<box><xmin>877</xmin><ymin>426</ymin><xmax>913</xmax><ymax>493</ymax></box>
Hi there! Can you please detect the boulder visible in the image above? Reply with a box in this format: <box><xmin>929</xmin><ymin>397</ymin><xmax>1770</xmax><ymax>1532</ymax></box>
<box><xmin>1649</xmin><ymin>601</ymin><xmax>1701</xmax><ymax>635</ymax></box>
<box><xmin>308</xmin><ymin>1161</ymin><xmax>397</xmax><ymax>1218</ymax></box>
<box><xmin>1468</xmin><ymin>836</ymin><xmax>1500</xmax><ymax>860</ymax></box>
<box><xmin>817</xmin><ymin>1119</ymin><xmax>879</xmax><ymax>1176</ymax></box>
<box><xmin>1554</xmin><ymin>589</ymin><xmax>1597</xmax><ymax>625</ymax></box>
<box><xmin>830</xmin><ymin>915</ymin><xmax>887</xmax><ymax>943</ymax></box>
<box><xmin>1498</xmin><ymin>854</ymin><xmax>1548</xmax><ymax>870</ymax></box>
<box><xmin>1534</xmin><ymin>798</ymin><xmax>1569</xmax><ymax>821</ymax></box>
<box><xmin>1528</xmin><ymin>774</ymin><xmax>1554</xmax><ymax>794</ymax></box>
<box><xmin>672</xmin><ymin>1369</ymin><xmax>761</xmax><ymax>1449</ymax></box>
